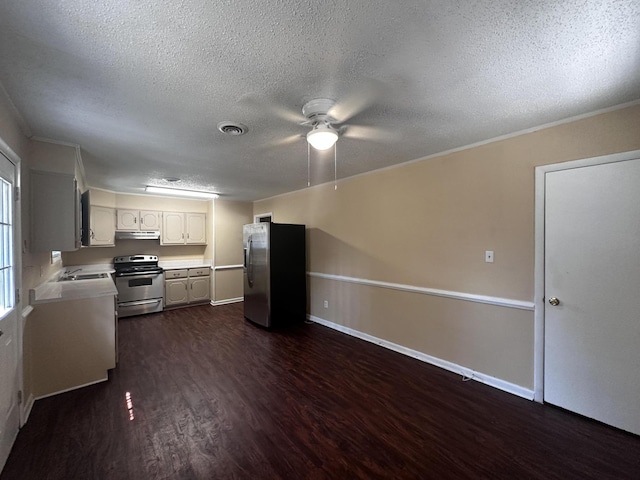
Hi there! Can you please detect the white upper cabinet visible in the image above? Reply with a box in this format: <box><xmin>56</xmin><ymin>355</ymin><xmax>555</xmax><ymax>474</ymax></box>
<box><xmin>186</xmin><ymin>213</ymin><xmax>206</xmax><ymax>244</ymax></box>
<box><xmin>116</xmin><ymin>209</ymin><xmax>138</xmax><ymax>230</ymax></box>
<box><xmin>89</xmin><ymin>205</ymin><xmax>115</xmax><ymax>246</ymax></box>
<box><xmin>31</xmin><ymin>171</ymin><xmax>81</xmax><ymax>252</ymax></box>
<box><xmin>116</xmin><ymin>209</ymin><xmax>161</xmax><ymax>231</ymax></box>
<box><xmin>139</xmin><ymin>210</ymin><xmax>161</xmax><ymax>230</ymax></box>
<box><xmin>161</xmin><ymin>212</ymin><xmax>206</xmax><ymax>245</ymax></box>
<box><xmin>161</xmin><ymin>212</ymin><xmax>185</xmax><ymax>244</ymax></box>
<box><xmin>81</xmin><ymin>189</ymin><xmax>115</xmax><ymax>247</ymax></box>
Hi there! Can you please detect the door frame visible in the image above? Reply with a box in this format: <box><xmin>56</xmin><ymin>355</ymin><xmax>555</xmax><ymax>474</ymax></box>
<box><xmin>0</xmin><ymin>137</ymin><xmax>23</xmax><ymax>423</ymax></box>
<box><xmin>533</xmin><ymin>148</ymin><xmax>640</xmax><ymax>402</ymax></box>
<box><xmin>254</xmin><ymin>212</ymin><xmax>272</xmax><ymax>223</ymax></box>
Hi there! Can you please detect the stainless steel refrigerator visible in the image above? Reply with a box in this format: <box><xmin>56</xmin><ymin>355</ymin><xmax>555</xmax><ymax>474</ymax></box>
<box><xmin>243</xmin><ymin>222</ymin><xmax>306</xmax><ymax>328</ymax></box>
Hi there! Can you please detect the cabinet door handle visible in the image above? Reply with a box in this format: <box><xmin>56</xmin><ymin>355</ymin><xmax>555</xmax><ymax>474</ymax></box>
<box><xmin>134</xmin><ymin>217</ymin><xmax>137</xmax><ymax>223</ymax></box>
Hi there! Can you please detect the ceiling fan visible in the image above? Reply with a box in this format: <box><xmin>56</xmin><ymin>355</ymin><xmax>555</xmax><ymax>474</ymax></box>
<box><xmin>248</xmin><ymin>79</ymin><xmax>396</xmax><ymax>151</ymax></box>
<box><xmin>293</xmin><ymin>97</ymin><xmax>389</xmax><ymax>188</ymax></box>
<box><xmin>295</xmin><ymin>98</ymin><xmax>396</xmax><ymax>149</ymax></box>
<box><xmin>301</xmin><ymin>98</ymin><xmax>341</xmax><ymax>150</ymax></box>
<box><xmin>241</xmin><ymin>83</ymin><xmax>396</xmax><ymax>187</ymax></box>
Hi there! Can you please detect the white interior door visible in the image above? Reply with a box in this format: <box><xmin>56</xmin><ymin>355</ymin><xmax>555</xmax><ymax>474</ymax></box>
<box><xmin>0</xmin><ymin>153</ymin><xmax>19</xmax><ymax>471</ymax></box>
<box><xmin>544</xmin><ymin>157</ymin><xmax>640</xmax><ymax>435</ymax></box>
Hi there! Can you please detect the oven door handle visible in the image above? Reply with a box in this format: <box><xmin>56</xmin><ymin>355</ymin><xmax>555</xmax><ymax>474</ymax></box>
<box><xmin>116</xmin><ymin>272</ymin><xmax>163</xmax><ymax>278</ymax></box>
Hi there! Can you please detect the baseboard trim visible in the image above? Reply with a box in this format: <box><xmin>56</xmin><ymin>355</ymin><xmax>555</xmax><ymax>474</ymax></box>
<box><xmin>211</xmin><ymin>297</ymin><xmax>243</xmax><ymax>306</ymax></box>
<box><xmin>21</xmin><ymin>394</ymin><xmax>34</xmax><ymax>426</ymax></box>
<box><xmin>34</xmin><ymin>376</ymin><xmax>109</xmax><ymax>401</ymax></box>
<box><xmin>308</xmin><ymin>314</ymin><xmax>534</xmax><ymax>400</ymax></box>
<box><xmin>308</xmin><ymin>272</ymin><xmax>534</xmax><ymax>311</ymax></box>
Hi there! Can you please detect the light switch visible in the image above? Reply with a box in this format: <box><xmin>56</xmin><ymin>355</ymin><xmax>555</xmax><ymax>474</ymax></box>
<box><xmin>485</xmin><ymin>250</ymin><xmax>494</xmax><ymax>263</ymax></box>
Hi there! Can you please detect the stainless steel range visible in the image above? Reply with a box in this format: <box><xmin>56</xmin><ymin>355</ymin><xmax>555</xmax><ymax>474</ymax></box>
<box><xmin>114</xmin><ymin>255</ymin><xmax>164</xmax><ymax>318</ymax></box>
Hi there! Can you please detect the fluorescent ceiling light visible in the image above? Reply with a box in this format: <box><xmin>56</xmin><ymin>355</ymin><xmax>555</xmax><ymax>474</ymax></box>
<box><xmin>145</xmin><ymin>186</ymin><xmax>219</xmax><ymax>199</ymax></box>
<box><xmin>307</xmin><ymin>124</ymin><xmax>339</xmax><ymax>150</ymax></box>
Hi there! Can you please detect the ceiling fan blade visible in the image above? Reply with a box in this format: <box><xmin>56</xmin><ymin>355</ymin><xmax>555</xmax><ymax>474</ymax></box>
<box><xmin>341</xmin><ymin>124</ymin><xmax>399</xmax><ymax>143</ymax></box>
<box><xmin>328</xmin><ymin>79</ymin><xmax>385</xmax><ymax>123</ymax></box>
<box><xmin>239</xmin><ymin>95</ymin><xmax>306</xmax><ymax>124</ymax></box>
<box><xmin>264</xmin><ymin>134</ymin><xmax>304</xmax><ymax>148</ymax></box>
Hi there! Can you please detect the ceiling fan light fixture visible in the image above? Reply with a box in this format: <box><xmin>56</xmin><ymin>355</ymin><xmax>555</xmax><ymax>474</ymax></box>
<box><xmin>307</xmin><ymin>124</ymin><xmax>339</xmax><ymax>150</ymax></box>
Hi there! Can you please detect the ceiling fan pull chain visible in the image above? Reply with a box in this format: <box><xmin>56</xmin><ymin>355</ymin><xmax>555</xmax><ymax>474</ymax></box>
<box><xmin>307</xmin><ymin>142</ymin><xmax>311</xmax><ymax>187</ymax></box>
<box><xmin>334</xmin><ymin>144</ymin><xmax>337</xmax><ymax>191</ymax></box>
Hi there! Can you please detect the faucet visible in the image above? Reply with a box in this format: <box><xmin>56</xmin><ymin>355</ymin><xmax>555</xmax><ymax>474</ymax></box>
<box><xmin>64</xmin><ymin>268</ymin><xmax>82</xmax><ymax>277</ymax></box>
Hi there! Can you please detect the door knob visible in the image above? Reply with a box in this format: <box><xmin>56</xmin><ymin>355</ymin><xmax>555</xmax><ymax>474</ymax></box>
<box><xmin>548</xmin><ymin>297</ymin><xmax>560</xmax><ymax>306</ymax></box>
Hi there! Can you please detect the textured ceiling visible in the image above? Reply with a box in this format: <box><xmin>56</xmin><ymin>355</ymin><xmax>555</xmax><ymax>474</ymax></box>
<box><xmin>0</xmin><ymin>0</ymin><xmax>639</xmax><ymax>201</ymax></box>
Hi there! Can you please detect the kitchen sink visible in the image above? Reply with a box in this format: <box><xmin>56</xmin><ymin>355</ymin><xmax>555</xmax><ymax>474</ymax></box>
<box><xmin>59</xmin><ymin>272</ymin><xmax>109</xmax><ymax>281</ymax></box>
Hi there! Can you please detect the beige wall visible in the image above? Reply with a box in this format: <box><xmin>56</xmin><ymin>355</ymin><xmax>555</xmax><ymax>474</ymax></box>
<box><xmin>114</xmin><ymin>193</ymin><xmax>209</xmax><ymax>212</ymax></box>
<box><xmin>213</xmin><ymin>200</ymin><xmax>252</xmax><ymax>302</ymax></box>
<box><xmin>62</xmin><ymin>240</ymin><xmax>208</xmax><ymax>266</ymax></box>
<box><xmin>254</xmin><ymin>104</ymin><xmax>640</xmax><ymax>390</ymax></box>
<box><xmin>0</xmin><ymin>85</ymin><xmax>29</xmax><ymax>160</ymax></box>
<box><xmin>29</xmin><ymin>140</ymin><xmax>78</xmax><ymax>176</ymax></box>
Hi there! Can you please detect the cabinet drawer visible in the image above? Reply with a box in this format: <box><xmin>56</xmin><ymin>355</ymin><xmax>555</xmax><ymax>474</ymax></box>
<box><xmin>165</xmin><ymin>269</ymin><xmax>188</xmax><ymax>279</ymax></box>
<box><xmin>188</xmin><ymin>268</ymin><xmax>210</xmax><ymax>277</ymax></box>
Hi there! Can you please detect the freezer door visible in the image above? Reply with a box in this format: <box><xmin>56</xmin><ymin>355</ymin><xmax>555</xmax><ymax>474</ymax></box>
<box><xmin>243</xmin><ymin>223</ymin><xmax>270</xmax><ymax>326</ymax></box>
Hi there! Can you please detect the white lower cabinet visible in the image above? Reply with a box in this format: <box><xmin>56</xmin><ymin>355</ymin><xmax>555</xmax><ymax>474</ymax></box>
<box><xmin>165</xmin><ymin>278</ymin><xmax>189</xmax><ymax>307</ymax></box>
<box><xmin>30</xmin><ymin>295</ymin><xmax>117</xmax><ymax>398</ymax></box>
<box><xmin>188</xmin><ymin>276</ymin><xmax>210</xmax><ymax>303</ymax></box>
<box><xmin>164</xmin><ymin>267</ymin><xmax>210</xmax><ymax>308</ymax></box>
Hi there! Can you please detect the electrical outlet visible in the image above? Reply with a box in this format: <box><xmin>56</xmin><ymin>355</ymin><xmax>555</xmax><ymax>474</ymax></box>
<box><xmin>485</xmin><ymin>250</ymin><xmax>494</xmax><ymax>263</ymax></box>
<box><xmin>323</xmin><ymin>300</ymin><xmax>329</xmax><ymax>308</ymax></box>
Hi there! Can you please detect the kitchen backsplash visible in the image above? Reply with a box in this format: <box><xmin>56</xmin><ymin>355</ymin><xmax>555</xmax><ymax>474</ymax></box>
<box><xmin>61</xmin><ymin>240</ymin><xmax>208</xmax><ymax>266</ymax></box>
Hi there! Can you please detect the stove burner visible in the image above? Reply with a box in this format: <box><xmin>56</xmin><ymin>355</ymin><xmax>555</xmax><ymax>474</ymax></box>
<box><xmin>113</xmin><ymin>254</ymin><xmax>163</xmax><ymax>276</ymax></box>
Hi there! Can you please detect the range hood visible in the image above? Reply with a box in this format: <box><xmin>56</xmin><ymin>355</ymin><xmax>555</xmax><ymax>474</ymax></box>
<box><xmin>115</xmin><ymin>231</ymin><xmax>161</xmax><ymax>241</ymax></box>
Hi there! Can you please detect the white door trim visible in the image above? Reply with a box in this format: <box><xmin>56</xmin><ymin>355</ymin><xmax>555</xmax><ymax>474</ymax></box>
<box><xmin>533</xmin><ymin>148</ymin><xmax>640</xmax><ymax>402</ymax></box>
<box><xmin>0</xmin><ymin>139</ymin><xmax>23</xmax><ymax>424</ymax></box>
<box><xmin>0</xmin><ymin>137</ymin><xmax>23</xmax><ymax>477</ymax></box>
<box><xmin>253</xmin><ymin>212</ymin><xmax>272</xmax><ymax>223</ymax></box>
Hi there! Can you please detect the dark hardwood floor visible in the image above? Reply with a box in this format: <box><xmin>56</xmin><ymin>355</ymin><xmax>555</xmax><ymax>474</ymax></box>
<box><xmin>2</xmin><ymin>303</ymin><xmax>639</xmax><ymax>479</ymax></box>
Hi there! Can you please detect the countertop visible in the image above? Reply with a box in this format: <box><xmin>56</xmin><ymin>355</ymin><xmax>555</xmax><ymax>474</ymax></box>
<box><xmin>29</xmin><ymin>264</ymin><xmax>118</xmax><ymax>305</ymax></box>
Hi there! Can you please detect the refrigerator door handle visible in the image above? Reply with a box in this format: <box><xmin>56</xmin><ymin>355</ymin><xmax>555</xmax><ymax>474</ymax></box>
<box><xmin>247</xmin><ymin>235</ymin><xmax>254</xmax><ymax>287</ymax></box>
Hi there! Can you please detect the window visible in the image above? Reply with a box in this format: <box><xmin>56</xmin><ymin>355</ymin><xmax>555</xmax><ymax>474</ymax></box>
<box><xmin>0</xmin><ymin>175</ymin><xmax>13</xmax><ymax>315</ymax></box>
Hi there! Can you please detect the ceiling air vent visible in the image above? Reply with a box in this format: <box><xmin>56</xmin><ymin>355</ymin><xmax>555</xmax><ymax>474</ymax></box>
<box><xmin>217</xmin><ymin>122</ymin><xmax>248</xmax><ymax>136</ymax></box>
